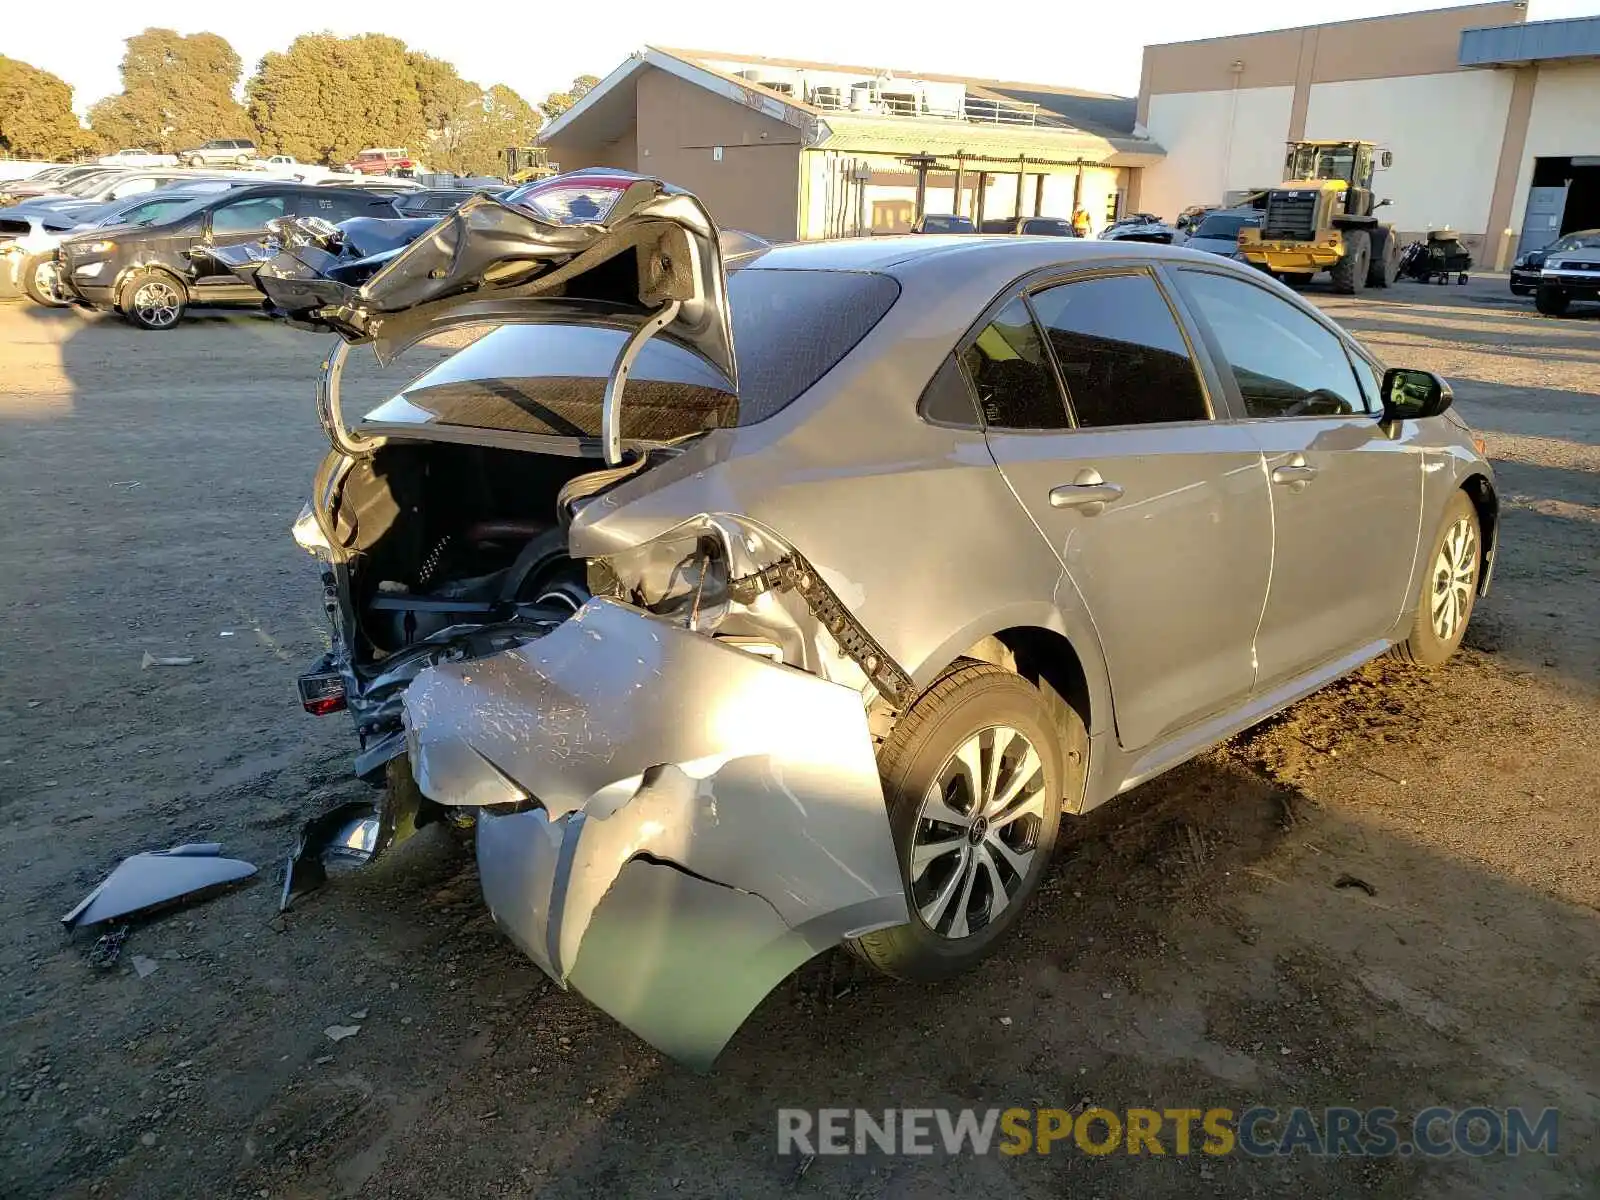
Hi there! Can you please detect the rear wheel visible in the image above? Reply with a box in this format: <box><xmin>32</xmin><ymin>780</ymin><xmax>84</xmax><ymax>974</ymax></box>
<box><xmin>1330</xmin><ymin>229</ymin><xmax>1371</xmax><ymax>295</ymax></box>
<box><xmin>1510</xmin><ymin>283</ymin><xmax>1532</xmax><ymax>296</ymax></box>
<box><xmin>119</xmin><ymin>270</ymin><xmax>186</xmax><ymax>330</ymax></box>
<box><xmin>21</xmin><ymin>253</ymin><xmax>69</xmax><ymax>307</ymax></box>
<box><xmin>1390</xmin><ymin>491</ymin><xmax>1480</xmax><ymax>667</ymax></box>
<box><xmin>1535</xmin><ymin>285</ymin><xmax>1570</xmax><ymax>316</ymax></box>
<box><xmin>1278</xmin><ymin>271</ymin><xmax>1315</xmax><ymax>288</ymax></box>
<box><xmin>849</xmin><ymin>664</ymin><xmax>1068</xmax><ymax>981</ymax></box>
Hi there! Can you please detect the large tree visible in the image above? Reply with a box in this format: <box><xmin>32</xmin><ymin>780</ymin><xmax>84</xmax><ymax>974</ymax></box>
<box><xmin>88</xmin><ymin>28</ymin><xmax>251</xmax><ymax>153</ymax></box>
<box><xmin>0</xmin><ymin>56</ymin><xmax>97</xmax><ymax>160</ymax></box>
<box><xmin>248</xmin><ymin>34</ymin><xmax>468</xmax><ymax>166</ymax></box>
<box><xmin>540</xmin><ymin>74</ymin><xmax>603</xmax><ymax>121</ymax></box>
<box><xmin>430</xmin><ymin>83</ymin><xmax>545</xmax><ymax>177</ymax></box>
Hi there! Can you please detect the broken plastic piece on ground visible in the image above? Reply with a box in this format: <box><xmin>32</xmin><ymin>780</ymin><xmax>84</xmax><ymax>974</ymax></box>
<box><xmin>61</xmin><ymin>843</ymin><xmax>257</xmax><ymax>929</ymax></box>
<box><xmin>279</xmin><ymin>764</ymin><xmax>436</xmax><ymax>911</ymax></box>
<box><xmin>141</xmin><ymin>652</ymin><xmax>197</xmax><ymax>668</ymax></box>
<box><xmin>279</xmin><ymin>801</ymin><xmax>379</xmax><ymax>911</ymax></box>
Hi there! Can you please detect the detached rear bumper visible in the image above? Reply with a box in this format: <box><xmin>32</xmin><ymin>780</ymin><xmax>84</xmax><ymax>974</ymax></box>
<box><xmin>402</xmin><ymin>597</ymin><xmax>907</xmax><ymax>1069</ymax></box>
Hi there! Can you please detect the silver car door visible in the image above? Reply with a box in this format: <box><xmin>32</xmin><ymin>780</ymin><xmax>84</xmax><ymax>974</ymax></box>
<box><xmin>974</xmin><ymin>270</ymin><xmax>1273</xmax><ymax>753</ymax></box>
<box><xmin>1170</xmin><ymin>267</ymin><xmax>1424</xmax><ymax>687</ymax></box>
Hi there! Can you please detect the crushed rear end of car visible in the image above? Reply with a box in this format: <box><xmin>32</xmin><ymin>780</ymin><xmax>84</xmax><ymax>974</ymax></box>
<box><xmin>230</xmin><ymin>171</ymin><xmax>908</xmax><ymax>1067</ymax></box>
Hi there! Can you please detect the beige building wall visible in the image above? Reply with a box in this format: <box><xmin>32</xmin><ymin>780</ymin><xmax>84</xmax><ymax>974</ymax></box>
<box><xmin>1303</xmin><ymin>70</ymin><xmax>1517</xmax><ymax>239</ymax></box>
<box><xmin>1506</xmin><ymin>61</ymin><xmax>1600</xmax><ymax>237</ymax></box>
<box><xmin>634</xmin><ymin>69</ymin><xmax>804</xmax><ymax>241</ymax></box>
<box><xmin>1142</xmin><ymin>86</ymin><xmax>1294</xmax><ymax>219</ymax></box>
<box><xmin>1136</xmin><ymin>2</ymin><xmax>1530</xmax><ymax>249</ymax></box>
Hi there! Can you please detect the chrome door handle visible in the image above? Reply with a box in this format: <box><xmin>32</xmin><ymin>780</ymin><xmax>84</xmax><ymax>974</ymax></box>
<box><xmin>1270</xmin><ymin>465</ymin><xmax>1318</xmax><ymax>484</ymax></box>
<box><xmin>1050</xmin><ymin>468</ymin><xmax>1124</xmax><ymax>516</ymax></box>
<box><xmin>1270</xmin><ymin>453</ymin><xmax>1318</xmax><ymax>486</ymax></box>
<box><xmin>1050</xmin><ymin>483</ymin><xmax>1125</xmax><ymax>508</ymax></box>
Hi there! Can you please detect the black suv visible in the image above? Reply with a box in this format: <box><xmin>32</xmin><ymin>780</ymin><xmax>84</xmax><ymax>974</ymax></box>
<box><xmin>57</xmin><ymin>184</ymin><xmax>402</xmax><ymax>329</ymax></box>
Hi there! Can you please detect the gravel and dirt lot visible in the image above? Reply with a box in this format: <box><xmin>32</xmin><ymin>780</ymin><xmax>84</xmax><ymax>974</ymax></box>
<box><xmin>1</xmin><ymin>277</ymin><xmax>1597</xmax><ymax>1199</ymax></box>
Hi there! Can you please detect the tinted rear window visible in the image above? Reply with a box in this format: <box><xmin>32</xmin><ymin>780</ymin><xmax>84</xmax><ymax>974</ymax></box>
<box><xmin>368</xmin><ymin>268</ymin><xmax>900</xmax><ymax>440</ymax></box>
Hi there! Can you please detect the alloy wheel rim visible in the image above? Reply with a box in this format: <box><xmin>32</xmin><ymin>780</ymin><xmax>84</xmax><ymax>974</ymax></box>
<box><xmin>133</xmin><ymin>281</ymin><xmax>179</xmax><ymax>328</ymax></box>
<box><xmin>910</xmin><ymin>725</ymin><xmax>1046</xmax><ymax>940</ymax></box>
<box><xmin>34</xmin><ymin>259</ymin><xmax>65</xmax><ymax>301</ymax></box>
<box><xmin>1430</xmin><ymin>517</ymin><xmax>1477</xmax><ymax>641</ymax></box>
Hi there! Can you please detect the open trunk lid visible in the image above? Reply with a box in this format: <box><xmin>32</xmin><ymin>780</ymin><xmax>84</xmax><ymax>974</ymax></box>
<box><xmin>247</xmin><ymin>170</ymin><xmax>737</xmax><ymax>390</ymax></box>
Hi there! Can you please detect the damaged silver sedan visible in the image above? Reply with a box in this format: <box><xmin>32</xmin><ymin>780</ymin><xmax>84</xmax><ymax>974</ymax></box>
<box><xmin>233</xmin><ymin>170</ymin><xmax>1498</xmax><ymax>1068</ymax></box>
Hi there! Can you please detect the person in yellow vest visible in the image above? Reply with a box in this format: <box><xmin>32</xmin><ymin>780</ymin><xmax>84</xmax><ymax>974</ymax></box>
<box><xmin>1072</xmin><ymin>207</ymin><xmax>1092</xmax><ymax>238</ymax></box>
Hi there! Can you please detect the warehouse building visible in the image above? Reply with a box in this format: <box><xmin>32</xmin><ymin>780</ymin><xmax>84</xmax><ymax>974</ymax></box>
<box><xmin>537</xmin><ymin>47</ymin><xmax>1163</xmax><ymax>241</ymax></box>
<box><xmin>1135</xmin><ymin>3</ymin><xmax>1600</xmax><ymax>265</ymax></box>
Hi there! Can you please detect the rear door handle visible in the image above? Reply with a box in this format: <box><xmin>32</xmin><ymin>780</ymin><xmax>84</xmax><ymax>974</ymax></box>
<box><xmin>1049</xmin><ymin>468</ymin><xmax>1124</xmax><ymax>515</ymax></box>
<box><xmin>1270</xmin><ymin>454</ymin><xmax>1318</xmax><ymax>487</ymax></box>
<box><xmin>1050</xmin><ymin>483</ymin><xmax>1125</xmax><ymax>507</ymax></box>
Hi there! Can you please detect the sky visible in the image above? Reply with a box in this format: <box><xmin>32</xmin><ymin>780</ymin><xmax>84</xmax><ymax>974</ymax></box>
<box><xmin>5</xmin><ymin>0</ymin><xmax>1596</xmax><ymax>115</ymax></box>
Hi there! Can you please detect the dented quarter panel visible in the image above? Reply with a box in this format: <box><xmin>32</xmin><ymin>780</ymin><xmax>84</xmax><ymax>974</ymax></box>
<box><xmin>403</xmin><ymin>596</ymin><xmax>906</xmax><ymax>1067</ymax></box>
<box><xmin>566</xmin><ymin>242</ymin><xmax>1119</xmax><ymax>730</ymax></box>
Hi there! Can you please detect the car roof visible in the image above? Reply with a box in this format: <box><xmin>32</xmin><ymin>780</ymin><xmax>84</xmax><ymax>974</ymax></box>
<box><xmin>744</xmin><ymin>234</ymin><xmax>1223</xmax><ymax>276</ymax></box>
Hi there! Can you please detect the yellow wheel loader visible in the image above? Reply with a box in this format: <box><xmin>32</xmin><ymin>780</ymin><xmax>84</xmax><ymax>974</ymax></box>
<box><xmin>504</xmin><ymin>146</ymin><xmax>558</xmax><ymax>184</ymax></box>
<box><xmin>1237</xmin><ymin>140</ymin><xmax>1399</xmax><ymax>294</ymax></box>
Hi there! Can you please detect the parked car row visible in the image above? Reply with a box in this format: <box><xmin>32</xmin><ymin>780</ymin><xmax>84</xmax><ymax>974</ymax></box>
<box><xmin>0</xmin><ymin>159</ymin><xmax>503</xmax><ymax>325</ymax></box>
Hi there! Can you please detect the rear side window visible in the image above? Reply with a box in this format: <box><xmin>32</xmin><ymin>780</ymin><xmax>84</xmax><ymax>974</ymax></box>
<box><xmin>729</xmin><ymin>269</ymin><xmax>901</xmax><ymax>422</ymax></box>
<box><xmin>959</xmin><ymin>297</ymin><xmax>1068</xmax><ymax>429</ymax></box>
<box><xmin>365</xmin><ymin>268</ymin><xmax>901</xmax><ymax>440</ymax></box>
<box><xmin>1028</xmin><ymin>274</ymin><xmax>1209</xmax><ymax>426</ymax></box>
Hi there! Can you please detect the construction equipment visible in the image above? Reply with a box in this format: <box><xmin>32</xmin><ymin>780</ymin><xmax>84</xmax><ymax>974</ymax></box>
<box><xmin>1237</xmin><ymin>140</ymin><xmax>1398</xmax><ymax>294</ymax></box>
<box><xmin>504</xmin><ymin>146</ymin><xmax>558</xmax><ymax>184</ymax></box>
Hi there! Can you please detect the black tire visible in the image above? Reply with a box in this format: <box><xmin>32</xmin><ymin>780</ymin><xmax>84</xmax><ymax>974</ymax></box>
<box><xmin>1510</xmin><ymin>284</ymin><xmax>1532</xmax><ymax>296</ymax></box>
<box><xmin>21</xmin><ymin>253</ymin><xmax>69</xmax><ymax>307</ymax></box>
<box><xmin>1390</xmin><ymin>491</ymin><xmax>1481</xmax><ymax>668</ymax></box>
<box><xmin>1330</xmin><ymin>228</ymin><xmax>1370</xmax><ymax>295</ymax></box>
<box><xmin>187</xmin><ymin>155</ymin><xmax>205</xmax><ymax>167</ymax></box>
<box><xmin>1278</xmin><ymin>271</ymin><xmax>1314</xmax><ymax>288</ymax></box>
<box><xmin>1367</xmin><ymin>227</ymin><xmax>1398</xmax><ymax>289</ymax></box>
<box><xmin>1535</xmin><ymin>285</ymin><xmax>1570</xmax><ymax>316</ymax></box>
<box><xmin>119</xmin><ymin>269</ymin><xmax>187</xmax><ymax>330</ymax></box>
<box><xmin>848</xmin><ymin>664</ymin><xmax>1070</xmax><ymax>981</ymax></box>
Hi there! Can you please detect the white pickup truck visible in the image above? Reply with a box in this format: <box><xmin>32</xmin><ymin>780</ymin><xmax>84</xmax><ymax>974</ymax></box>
<box><xmin>96</xmin><ymin>148</ymin><xmax>180</xmax><ymax>168</ymax></box>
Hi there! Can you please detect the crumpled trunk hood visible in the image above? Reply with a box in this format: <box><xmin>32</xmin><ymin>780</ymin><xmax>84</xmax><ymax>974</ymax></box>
<box><xmin>243</xmin><ymin>175</ymin><xmax>737</xmax><ymax>386</ymax></box>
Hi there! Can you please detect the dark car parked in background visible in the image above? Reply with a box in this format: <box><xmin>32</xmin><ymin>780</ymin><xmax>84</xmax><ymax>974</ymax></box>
<box><xmin>1181</xmin><ymin>208</ymin><xmax>1262</xmax><ymax>257</ymax></box>
<box><xmin>980</xmin><ymin>216</ymin><xmax>1079</xmax><ymax>236</ymax></box>
<box><xmin>57</xmin><ymin>183</ymin><xmax>402</xmax><ymax>329</ymax></box>
<box><xmin>1510</xmin><ymin>228</ymin><xmax>1600</xmax><ymax>296</ymax></box>
<box><xmin>392</xmin><ymin>187</ymin><xmax>508</xmax><ymax>219</ymax></box>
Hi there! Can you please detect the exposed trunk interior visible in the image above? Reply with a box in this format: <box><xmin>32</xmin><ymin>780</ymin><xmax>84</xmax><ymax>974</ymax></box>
<box><xmin>332</xmin><ymin>442</ymin><xmax>604</xmax><ymax>665</ymax></box>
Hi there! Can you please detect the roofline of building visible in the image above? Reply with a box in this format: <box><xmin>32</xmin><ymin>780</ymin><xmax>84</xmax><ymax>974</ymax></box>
<box><xmin>654</xmin><ymin>45</ymin><xmax>1130</xmax><ymax>102</ymax></box>
<box><xmin>1143</xmin><ymin>0</ymin><xmax>1523</xmax><ymax>51</ymax></box>
<box><xmin>538</xmin><ymin>46</ymin><xmax>818</xmax><ymax>145</ymax></box>
<box><xmin>1459</xmin><ymin>12</ymin><xmax>1600</xmax><ymax>66</ymax></box>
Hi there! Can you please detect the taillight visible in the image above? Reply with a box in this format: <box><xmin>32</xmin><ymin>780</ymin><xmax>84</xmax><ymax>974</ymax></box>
<box><xmin>298</xmin><ymin>671</ymin><xmax>346</xmax><ymax>715</ymax></box>
<box><xmin>505</xmin><ymin>172</ymin><xmax>635</xmax><ymax>225</ymax></box>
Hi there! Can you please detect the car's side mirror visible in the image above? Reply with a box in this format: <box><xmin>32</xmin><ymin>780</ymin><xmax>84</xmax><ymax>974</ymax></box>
<box><xmin>1375</xmin><ymin>198</ymin><xmax>1392</xmax><ymax>209</ymax></box>
<box><xmin>1381</xmin><ymin>367</ymin><xmax>1453</xmax><ymax>423</ymax></box>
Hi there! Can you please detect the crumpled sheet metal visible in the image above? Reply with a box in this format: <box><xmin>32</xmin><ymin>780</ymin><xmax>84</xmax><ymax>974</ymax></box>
<box><xmin>61</xmin><ymin>843</ymin><xmax>257</xmax><ymax>929</ymax></box>
<box><xmin>243</xmin><ymin>173</ymin><xmax>737</xmax><ymax>389</ymax></box>
<box><xmin>403</xmin><ymin>597</ymin><xmax>907</xmax><ymax>1068</ymax></box>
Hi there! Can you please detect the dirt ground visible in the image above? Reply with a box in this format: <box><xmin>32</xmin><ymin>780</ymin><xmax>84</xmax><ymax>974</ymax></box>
<box><xmin>1</xmin><ymin>274</ymin><xmax>1597</xmax><ymax>1200</ymax></box>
